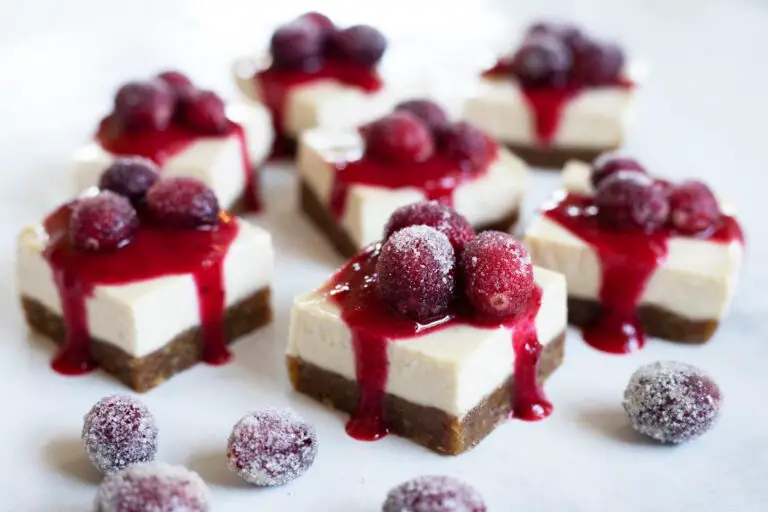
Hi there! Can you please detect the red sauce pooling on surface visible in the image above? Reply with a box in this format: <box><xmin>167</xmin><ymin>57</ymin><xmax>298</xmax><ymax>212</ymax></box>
<box><xmin>543</xmin><ymin>193</ymin><xmax>743</xmax><ymax>354</ymax></box>
<box><xmin>43</xmin><ymin>203</ymin><xmax>239</xmax><ymax>375</ymax></box>
<box><xmin>254</xmin><ymin>60</ymin><xmax>383</xmax><ymax>158</ymax></box>
<box><xmin>97</xmin><ymin>115</ymin><xmax>261</xmax><ymax>212</ymax></box>
<box><xmin>325</xmin><ymin>244</ymin><xmax>551</xmax><ymax>441</ymax></box>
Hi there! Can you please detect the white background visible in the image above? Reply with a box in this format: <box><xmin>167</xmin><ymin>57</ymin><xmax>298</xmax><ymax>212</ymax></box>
<box><xmin>1</xmin><ymin>0</ymin><xmax>766</xmax><ymax>510</ymax></box>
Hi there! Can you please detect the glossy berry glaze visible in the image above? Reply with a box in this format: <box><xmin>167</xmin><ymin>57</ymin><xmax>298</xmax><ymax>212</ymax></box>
<box><xmin>324</xmin><ymin>243</ymin><xmax>551</xmax><ymax>441</ymax></box>
<box><xmin>43</xmin><ymin>202</ymin><xmax>239</xmax><ymax>375</ymax></box>
<box><xmin>543</xmin><ymin>193</ymin><xmax>743</xmax><ymax>354</ymax></box>
<box><xmin>97</xmin><ymin>115</ymin><xmax>261</xmax><ymax>212</ymax></box>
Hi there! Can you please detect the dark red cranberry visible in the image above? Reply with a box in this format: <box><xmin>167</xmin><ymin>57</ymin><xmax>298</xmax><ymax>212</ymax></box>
<box><xmin>99</xmin><ymin>157</ymin><xmax>160</xmax><ymax>204</ymax></box>
<box><xmin>69</xmin><ymin>192</ymin><xmax>139</xmax><ymax>252</ymax></box>
<box><xmin>297</xmin><ymin>12</ymin><xmax>335</xmax><ymax>34</ymax></box>
<box><xmin>363</xmin><ymin>112</ymin><xmax>434</xmax><ymax>164</ymax></box>
<box><xmin>528</xmin><ymin>21</ymin><xmax>582</xmax><ymax>45</ymax></box>
<box><xmin>384</xmin><ymin>201</ymin><xmax>476</xmax><ymax>253</ymax></box>
<box><xmin>668</xmin><ymin>180</ymin><xmax>721</xmax><ymax>234</ymax></box>
<box><xmin>591</xmin><ymin>152</ymin><xmax>646</xmax><ymax>188</ymax></box>
<box><xmin>113</xmin><ymin>80</ymin><xmax>174</xmax><ymax>132</ymax></box>
<box><xmin>270</xmin><ymin>21</ymin><xmax>323</xmax><ymax>71</ymax></box>
<box><xmin>394</xmin><ymin>99</ymin><xmax>449</xmax><ymax>135</ymax></box>
<box><xmin>95</xmin><ymin>462</ymin><xmax>209</xmax><ymax>511</ymax></box>
<box><xmin>623</xmin><ymin>361</ymin><xmax>722</xmax><ymax>444</ymax></box>
<box><xmin>440</xmin><ymin>121</ymin><xmax>493</xmax><ymax>172</ymax></box>
<box><xmin>462</xmin><ymin>231</ymin><xmax>534</xmax><ymax>320</ymax></box>
<box><xmin>178</xmin><ymin>89</ymin><xmax>229</xmax><ymax>134</ymax></box>
<box><xmin>510</xmin><ymin>33</ymin><xmax>572</xmax><ymax>88</ymax></box>
<box><xmin>146</xmin><ymin>177</ymin><xmax>219</xmax><ymax>229</ymax></box>
<box><xmin>383</xmin><ymin>475</ymin><xmax>487</xmax><ymax>512</ymax></box>
<box><xmin>155</xmin><ymin>70</ymin><xmax>196</xmax><ymax>99</ymax></box>
<box><xmin>227</xmin><ymin>408</ymin><xmax>318</xmax><ymax>487</ymax></box>
<box><xmin>82</xmin><ymin>395</ymin><xmax>158</xmax><ymax>474</ymax></box>
<box><xmin>595</xmin><ymin>171</ymin><xmax>669</xmax><ymax>231</ymax></box>
<box><xmin>377</xmin><ymin>225</ymin><xmax>456</xmax><ymax>323</ymax></box>
<box><xmin>326</xmin><ymin>25</ymin><xmax>386</xmax><ymax>67</ymax></box>
<box><xmin>572</xmin><ymin>40</ymin><xmax>624</xmax><ymax>85</ymax></box>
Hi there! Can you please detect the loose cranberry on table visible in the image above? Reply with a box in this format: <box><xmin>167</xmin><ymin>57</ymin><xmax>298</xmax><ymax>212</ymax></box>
<box><xmin>270</xmin><ymin>20</ymin><xmax>324</xmax><ymax>71</ymax></box>
<box><xmin>668</xmin><ymin>180</ymin><xmax>721</xmax><ymax>234</ymax></box>
<box><xmin>326</xmin><ymin>24</ymin><xmax>387</xmax><ymax>67</ymax></box>
<box><xmin>69</xmin><ymin>191</ymin><xmax>139</xmax><ymax>252</ymax></box>
<box><xmin>82</xmin><ymin>395</ymin><xmax>158</xmax><ymax>474</ymax></box>
<box><xmin>510</xmin><ymin>33</ymin><xmax>572</xmax><ymax>88</ymax></box>
<box><xmin>591</xmin><ymin>152</ymin><xmax>646</xmax><ymax>188</ymax></box>
<box><xmin>394</xmin><ymin>99</ymin><xmax>449</xmax><ymax>135</ymax></box>
<box><xmin>440</xmin><ymin>121</ymin><xmax>493</xmax><ymax>172</ymax></box>
<box><xmin>363</xmin><ymin>112</ymin><xmax>435</xmax><ymax>164</ymax></box>
<box><xmin>145</xmin><ymin>177</ymin><xmax>220</xmax><ymax>229</ymax></box>
<box><xmin>226</xmin><ymin>408</ymin><xmax>318</xmax><ymax>487</ymax></box>
<box><xmin>382</xmin><ymin>475</ymin><xmax>487</xmax><ymax>512</ymax></box>
<box><xmin>594</xmin><ymin>171</ymin><xmax>669</xmax><ymax>231</ymax></box>
<box><xmin>178</xmin><ymin>89</ymin><xmax>229</xmax><ymax>134</ymax></box>
<box><xmin>99</xmin><ymin>157</ymin><xmax>160</xmax><ymax>204</ymax></box>
<box><xmin>114</xmin><ymin>80</ymin><xmax>175</xmax><ymax>132</ymax></box>
<box><xmin>384</xmin><ymin>201</ymin><xmax>476</xmax><ymax>253</ymax></box>
<box><xmin>623</xmin><ymin>361</ymin><xmax>722</xmax><ymax>444</ymax></box>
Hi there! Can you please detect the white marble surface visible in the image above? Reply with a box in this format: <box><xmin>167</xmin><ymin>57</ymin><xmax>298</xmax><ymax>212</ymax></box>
<box><xmin>1</xmin><ymin>0</ymin><xmax>767</xmax><ymax>510</ymax></box>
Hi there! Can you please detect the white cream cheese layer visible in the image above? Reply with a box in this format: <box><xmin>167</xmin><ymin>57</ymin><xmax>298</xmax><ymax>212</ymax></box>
<box><xmin>17</xmin><ymin>219</ymin><xmax>274</xmax><ymax>358</ymax></box>
<box><xmin>298</xmin><ymin>129</ymin><xmax>528</xmax><ymax>249</ymax></box>
<box><xmin>72</xmin><ymin>102</ymin><xmax>273</xmax><ymax>209</ymax></box>
<box><xmin>287</xmin><ymin>267</ymin><xmax>566</xmax><ymax>418</ymax></box>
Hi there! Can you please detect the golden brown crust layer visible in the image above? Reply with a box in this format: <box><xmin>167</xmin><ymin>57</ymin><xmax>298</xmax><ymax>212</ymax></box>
<box><xmin>504</xmin><ymin>143</ymin><xmax>617</xmax><ymax>169</ymax></box>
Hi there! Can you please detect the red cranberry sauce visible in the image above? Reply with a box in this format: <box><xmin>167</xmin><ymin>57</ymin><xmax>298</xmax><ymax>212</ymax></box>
<box><xmin>254</xmin><ymin>61</ymin><xmax>383</xmax><ymax>158</ymax></box>
<box><xmin>96</xmin><ymin>115</ymin><xmax>260</xmax><ymax>212</ymax></box>
<box><xmin>543</xmin><ymin>193</ymin><xmax>743</xmax><ymax>354</ymax></box>
<box><xmin>43</xmin><ymin>203</ymin><xmax>239</xmax><ymax>375</ymax></box>
<box><xmin>324</xmin><ymin>244</ymin><xmax>551</xmax><ymax>441</ymax></box>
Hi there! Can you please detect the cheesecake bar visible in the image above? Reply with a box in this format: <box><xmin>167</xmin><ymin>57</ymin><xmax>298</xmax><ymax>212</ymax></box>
<box><xmin>524</xmin><ymin>156</ymin><xmax>743</xmax><ymax>353</ymax></box>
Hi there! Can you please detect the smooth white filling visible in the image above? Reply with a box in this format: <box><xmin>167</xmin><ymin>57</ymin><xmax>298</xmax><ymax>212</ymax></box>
<box><xmin>287</xmin><ymin>267</ymin><xmax>566</xmax><ymax>418</ymax></box>
<box><xmin>298</xmin><ymin>129</ymin><xmax>528</xmax><ymax>249</ymax></box>
<box><xmin>72</xmin><ymin>102</ymin><xmax>274</xmax><ymax>209</ymax></box>
<box><xmin>17</xmin><ymin>219</ymin><xmax>274</xmax><ymax>358</ymax></box>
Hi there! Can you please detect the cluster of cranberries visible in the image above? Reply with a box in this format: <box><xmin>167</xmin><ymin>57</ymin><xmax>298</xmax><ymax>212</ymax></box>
<box><xmin>270</xmin><ymin>12</ymin><xmax>386</xmax><ymax>71</ymax></box>
<box><xmin>376</xmin><ymin>201</ymin><xmax>535</xmax><ymax>324</ymax></box>
<box><xmin>68</xmin><ymin>157</ymin><xmax>220</xmax><ymax>252</ymax></box>
<box><xmin>505</xmin><ymin>21</ymin><xmax>624</xmax><ymax>88</ymax></box>
<box><xmin>114</xmin><ymin>70</ymin><xmax>229</xmax><ymax>134</ymax></box>
<box><xmin>590</xmin><ymin>153</ymin><xmax>723</xmax><ymax>234</ymax></box>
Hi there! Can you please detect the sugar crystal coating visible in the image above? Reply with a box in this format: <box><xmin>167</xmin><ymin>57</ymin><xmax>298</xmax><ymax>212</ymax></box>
<box><xmin>384</xmin><ymin>201</ymin><xmax>475</xmax><ymax>253</ymax></box>
<box><xmin>363</xmin><ymin>111</ymin><xmax>435</xmax><ymax>164</ymax></box>
<box><xmin>69</xmin><ymin>191</ymin><xmax>139</xmax><ymax>252</ymax></box>
<box><xmin>594</xmin><ymin>171</ymin><xmax>669</xmax><ymax>231</ymax></box>
<box><xmin>383</xmin><ymin>475</ymin><xmax>487</xmax><ymax>512</ymax></box>
<box><xmin>145</xmin><ymin>177</ymin><xmax>219</xmax><ymax>229</ymax></box>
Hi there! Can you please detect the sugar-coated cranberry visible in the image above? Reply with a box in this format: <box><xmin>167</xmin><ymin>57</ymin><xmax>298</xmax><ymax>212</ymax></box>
<box><xmin>528</xmin><ymin>21</ymin><xmax>583</xmax><ymax>45</ymax></box>
<box><xmin>510</xmin><ymin>33</ymin><xmax>572</xmax><ymax>88</ymax></box>
<box><xmin>461</xmin><ymin>231</ymin><xmax>534</xmax><ymax>320</ymax></box>
<box><xmin>270</xmin><ymin>21</ymin><xmax>323</xmax><ymax>71</ymax></box>
<box><xmin>668</xmin><ymin>180</ymin><xmax>721</xmax><ymax>234</ymax></box>
<box><xmin>623</xmin><ymin>361</ymin><xmax>722</xmax><ymax>444</ymax></box>
<box><xmin>384</xmin><ymin>201</ymin><xmax>476</xmax><ymax>253</ymax></box>
<box><xmin>82</xmin><ymin>395</ymin><xmax>158</xmax><ymax>474</ymax></box>
<box><xmin>440</xmin><ymin>121</ymin><xmax>493</xmax><ymax>172</ymax></box>
<box><xmin>146</xmin><ymin>177</ymin><xmax>219</xmax><ymax>229</ymax></box>
<box><xmin>99</xmin><ymin>157</ymin><xmax>160</xmax><ymax>204</ymax></box>
<box><xmin>363</xmin><ymin>112</ymin><xmax>434</xmax><ymax>164</ymax></box>
<box><xmin>595</xmin><ymin>171</ymin><xmax>669</xmax><ymax>231</ymax></box>
<box><xmin>297</xmin><ymin>12</ymin><xmax>335</xmax><ymax>34</ymax></box>
<box><xmin>394</xmin><ymin>99</ymin><xmax>449</xmax><ymax>135</ymax></box>
<box><xmin>591</xmin><ymin>152</ymin><xmax>646</xmax><ymax>188</ymax></box>
<box><xmin>327</xmin><ymin>25</ymin><xmax>387</xmax><ymax>67</ymax></box>
<box><xmin>178</xmin><ymin>89</ymin><xmax>229</xmax><ymax>134</ymax></box>
<box><xmin>70</xmin><ymin>191</ymin><xmax>139</xmax><ymax>252</ymax></box>
<box><xmin>383</xmin><ymin>475</ymin><xmax>487</xmax><ymax>512</ymax></box>
<box><xmin>572</xmin><ymin>39</ymin><xmax>624</xmax><ymax>85</ymax></box>
<box><xmin>227</xmin><ymin>408</ymin><xmax>318</xmax><ymax>487</ymax></box>
<box><xmin>114</xmin><ymin>80</ymin><xmax>174</xmax><ymax>132</ymax></box>
<box><xmin>95</xmin><ymin>462</ymin><xmax>209</xmax><ymax>512</ymax></box>
<box><xmin>377</xmin><ymin>225</ymin><xmax>456</xmax><ymax>323</ymax></box>
<box><xmin>155</xmin><ymin>70</ymin><xmax>196</xmax><ymax>99</ymax></box>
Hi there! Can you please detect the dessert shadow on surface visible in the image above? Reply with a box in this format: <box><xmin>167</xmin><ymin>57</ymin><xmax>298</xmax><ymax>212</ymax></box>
<box><xmin>186</xmin><ymin>449</ymin><xmax>252</xmax><ymax>489</ymax></box>
<box><xmin>575</xmin><ymin>405</ymin><xmax>663</xmax><ymax>446</ymax></box>
<box><xmin>43</xmin><ymin>436</ymin><xmax>102</xmax><ymax>485</ymax></box>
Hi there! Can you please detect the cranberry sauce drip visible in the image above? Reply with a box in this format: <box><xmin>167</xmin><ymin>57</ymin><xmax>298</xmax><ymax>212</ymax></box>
<box><xmin>43</xmin><ymin>203</ymin><xmax>239</xmax><ymax>375</ymax></box>
<box><xmin>543</xmin><ymin>193</ymin><xmax>743</xmax><ymax>354</ymax></box>
<box><xmin>325</xmin><ymin>244</ymin><xmax>550</xmax><ymax>441</ymax></box>
<box><xmin>96</xmin><ymin>116</ymin><xmax>261</xmax><ymax>212</ymax></box>
<box><xmin>254</xmin><ymin>61</ymin><xmax>383</xmax><ymax>158</ymax></box>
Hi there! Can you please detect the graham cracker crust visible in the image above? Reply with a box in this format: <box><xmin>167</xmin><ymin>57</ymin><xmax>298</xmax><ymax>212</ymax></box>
<box><xmin>287</xmin><ymin>331</ymin><xmax>565</xmax><ymax>455</ymax></box>
<box><xmin>22</xmin><ymin>288</ymin><xmax>272</xmax><ymax>392</ymax></box>
<box><xmin>300</xmin><ymin>179</ymin><xmax>522</xmax><ymax>259</ymax></box>
<box><xmin>505</xmin><ymin>143</ymin><xmax>617</xmax><ymax>169</ymax></box>
<box><xmin>567</xmin><ymin>296</ymin><xmax>719</xmax><ymax>343</ymax></box>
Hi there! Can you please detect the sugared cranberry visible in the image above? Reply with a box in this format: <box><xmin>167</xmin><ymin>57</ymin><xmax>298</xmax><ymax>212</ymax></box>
<box><xmin>95</xmin><ymin>462</ymin><xmax>209</xmax><ymax>512</ymax></box>
<box><xmin>363</xmin><ymin>112</ymin><xmax>434</xmax><ymax>164</ymax></box>
<box><xmin>528</xmin><ymin>21</ymin><xmax>583</xmax><ymax>44</ymax></box>
<box><xmin>572</xmin><ymin>40</ymin><xmax>624</xmax><ymax>85</ymax></box>
<box><xmin>394</xmin><ymin>99</ymin><xmax>449</xmax><ymax>135</ymax></box>
<box><xmin>146</xmin><ymin>177</ymin><xmax>219</xmax><ymax>229</ymax></box>
<box><xmin>297</xmin><ymin>12</ymin><xmax>335</xmax><ymax>34</ymax></box>
<box><xmin>510</xmin><ymin>34</ymin><xmax>572</xmax><ymax>88</ymax></box>
<box><xmin>668</xmin><ymin>180</ymin><xmax>721</xmax><ymax>234</ymax></box>
<box><xmin>461</xmin><ymin>231</ymin><xmax>534</xmax><ymax>320</ymax></box>
<box><xmin>327</xmin><ymin>25</ymin><xmax>386</xmax><ymax>67</ymax></box>
<box><xmin>383</xmin><ymin>475</ymin><xmax>487</xmax><ymax>512</ymax></box>
<box><xmin>69</xmin><ymin>192</ymin><xmax>139</xmax><ymax>252</ymax></box>
<box><xmin>591</xmin><ymin>152</ymin><xmax>646</xmax><ymax>188</ymax></box>
<box><xmin>99</xmin><ymin>157</ymin><xmax>160</xmax><ymax>204</ymax></box>
<box><xmin>155</xmin><ymin>70</ymin><xmax>196</xmax><ymax>99</ymax></box>
<box><xmin>440</xmin><ymin>121</ymin><xmax>493</xmax><ymax>172</ymax></box>
<box><xmin>595</xmin><ymin>171</ymin><xmax>669</xmax><ymax>231</ymax></box>
<box><xmin>178</xmin><ymin>89</ymin><xmax>229</xmax><ymax>134</ymax></box>
<box><xmin>270</xmin><ymin>21</ymin><xmax>323</xmax><ymax>71</ymax></box>
<box><xmin>114</xmin><ymin>80</ymin><xmax>174</xmax><ymax>132</ymax></box>
<box><xmin>623</xmin><ymin>361</ymin><xmax>722</xmax><ymax>444</ymax></box>
<box><xmin>82</xmin><ymin>395</ymin><xmax>158</xmax><ymax>474</ymax></box>
<box><xmin>377</xmin><ymin>225</ymin><xmax>456</xmax><ymax>323</ymax></box>
<box><xmin>384</xmin><ymin>201</ymin><xmax>475</xmax><ymax>253</ymax></box>
<box><xmin>227</xmin><ymin>408</ymin><xmax>318</xmax><ymax>487</ymax></box>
